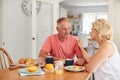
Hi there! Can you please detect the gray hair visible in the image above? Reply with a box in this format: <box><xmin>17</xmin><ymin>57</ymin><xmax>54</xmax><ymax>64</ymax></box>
<box><xmin>57</xmin><ymin>17</ymin><xmax>70</xmax><ymax>26</ymax></box>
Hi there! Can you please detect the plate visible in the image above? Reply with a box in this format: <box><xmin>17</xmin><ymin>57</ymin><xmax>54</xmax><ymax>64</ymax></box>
<box><xmin>10</xmin><ymin>63</ymin><xmax>27</xmax><ymax>67</ymax></box>
<box><xmin>64</xmin><ymin>66</ymin><xmax>85</xmax><ymax>72</ymax></box>
<box><xmin>19</xmin><ymin>68</ymin><xmax>43</xmax><ymax>74</ymax></box>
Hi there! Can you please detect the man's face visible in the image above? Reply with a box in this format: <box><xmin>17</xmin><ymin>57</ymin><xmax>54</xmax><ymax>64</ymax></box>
<box><xmin>57</xmin><ymin>21</ymin><xmax>70</xmax><ymax>38</ymax></box>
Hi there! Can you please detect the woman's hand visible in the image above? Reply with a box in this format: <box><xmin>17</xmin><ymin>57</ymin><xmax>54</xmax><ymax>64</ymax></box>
<box><xmin>74</xmin><ymin>57</ymin><xmax>86</xmax><ymax>66</ymax></box>
<box><xmin>77</xmin><ymin>40</ymin><xmax>83</xmax><ymax>48</ymax></box>
<box><xmin>77</xmin><ymin>40</ymin><xmax>90</xmax><ymax>63</ymax></box>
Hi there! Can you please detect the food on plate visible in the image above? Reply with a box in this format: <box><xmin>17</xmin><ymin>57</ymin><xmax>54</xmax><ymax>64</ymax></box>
<box><xmin>27</xmin><ymin>65</ymin><xmax>37</xmax><ymax>72</ymax></box>
<box><xmin>45</xmin><ymin>64</ymin><xmax>54</xmax><ymax>70</ymax></box>
<box><xmin>64</xmin><ymin>66</ymin><xmax>85</xmax><ymax>72</ymax></box>
<box><xmin>68</xmin><ymin>66</ymin><xmax>83</xmax><ymax>70</ymax></box>
<box><xmin>73</xmin><ymin>66</ymin><xmax>81</xmax><ymax>70</ymax></box>
<box><xmin>26</xmin><ymin>58</ymin><xmax>34</xmax><ymax>65</ymax></box>
<box><xmin>18</xmin><ymin>58</ymin><xmax>26</xmax><ymax>64</ymax></box>
<box><xmin>18</xmin><ymin>58</ymin><xmax>34</xmax><ymax>65</ymax></box>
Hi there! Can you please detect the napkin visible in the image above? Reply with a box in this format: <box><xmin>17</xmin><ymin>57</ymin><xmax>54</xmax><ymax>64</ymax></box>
<box><xmin>18</xmin><ymin>68</ymin><xmax>45</xmax><ymax>76</ymax></box>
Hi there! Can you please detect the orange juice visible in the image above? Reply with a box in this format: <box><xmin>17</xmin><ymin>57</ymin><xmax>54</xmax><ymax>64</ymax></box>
<box><xmin>45</xmin><ymin>64</ymin><xmax>54</xmax><ymax>70</ymax></box>
<box><xmin>55</xmin><ymin>70</ymin><xmax>63</xmax><ymax>75</ymax></box>
<box><xmin>54</xmin><ymin>61</ymin><xmax>64</xmax><ymax>75</ymax></box>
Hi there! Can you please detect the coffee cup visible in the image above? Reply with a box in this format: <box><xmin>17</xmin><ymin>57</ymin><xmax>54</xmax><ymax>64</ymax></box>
<box><xmin>45</xmin><ymin>56</ymin><xmax>53</xmax><ymax>64</ymax></box>
<box><xmin>65</xmin><ymin>59</ymin><xmax>74</xmax><ymax>66</ymax></box>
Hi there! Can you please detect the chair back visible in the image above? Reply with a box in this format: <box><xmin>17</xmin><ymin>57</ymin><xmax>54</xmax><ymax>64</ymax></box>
<box><xmin>0</xmin><ymin>47</ymin><xmax>13</xmax><ymax>69</ymax></box>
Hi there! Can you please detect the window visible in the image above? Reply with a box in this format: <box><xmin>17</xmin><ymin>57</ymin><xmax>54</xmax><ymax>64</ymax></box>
<box><xmin>82</xmin><ymin>13</ymin><xmax>108</xmax><ymax>35</ymax></box>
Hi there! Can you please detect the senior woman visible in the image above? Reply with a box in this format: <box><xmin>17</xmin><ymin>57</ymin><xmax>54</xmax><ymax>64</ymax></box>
<box><xmin>77</xmin><ymin>19</ymin><xmax>120</xmax><ymax>80</ymax></box>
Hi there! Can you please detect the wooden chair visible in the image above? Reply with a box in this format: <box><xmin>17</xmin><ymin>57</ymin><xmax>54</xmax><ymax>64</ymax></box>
<box><xmin>0</xmin><ymin>47</ymin><xmax>13</xmax><ymax>69</ymax></box>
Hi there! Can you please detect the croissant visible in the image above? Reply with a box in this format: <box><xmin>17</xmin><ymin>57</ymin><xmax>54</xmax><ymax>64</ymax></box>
<box><xmin>18</xmin><ymin>58</ymin><xmax>26</xmax><ymax>64</ymax></box>
<box><xmin>18</xmin><ymin>58</ymin><xmax>34</xmax><ymax>65</ymax></box>
<box><xmin>26</xmin><ymin>58</ymin><xmax>34</xmax><ymax>65</ymax></box>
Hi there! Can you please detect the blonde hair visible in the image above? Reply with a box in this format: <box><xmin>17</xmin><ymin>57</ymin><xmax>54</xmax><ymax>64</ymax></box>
<box><xmin>92</xmin><ymin>19</ymin><xmax>113</xmax><ymax>40</ymax></box>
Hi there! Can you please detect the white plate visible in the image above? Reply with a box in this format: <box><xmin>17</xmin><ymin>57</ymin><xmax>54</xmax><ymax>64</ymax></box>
<box><xmin>19</xmin><ymin>68</ymin><xmax>42</xmax><ymax>74</ymax></box>
<box><xmin>64</xmin><ymin>66</ymin><xmax>85</xmax><ymax>72</ymax></box>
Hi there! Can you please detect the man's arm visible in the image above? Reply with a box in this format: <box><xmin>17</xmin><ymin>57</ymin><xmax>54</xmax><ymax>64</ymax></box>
<box><xmin>39</xmin><ymin>50</ymin><xmax>65</xmax><ymax>63</ymax></box>
<box><xmin>39</xmin><ymin>50</ymin><xmax>48</xmax><ymax>58</ymax></box>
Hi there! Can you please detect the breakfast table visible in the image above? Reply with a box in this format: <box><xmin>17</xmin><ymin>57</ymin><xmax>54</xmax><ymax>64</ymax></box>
<box><xmin>0</xmin><ymin>67</ymin><xmax>91</xmax><ymax>80</ymax></box>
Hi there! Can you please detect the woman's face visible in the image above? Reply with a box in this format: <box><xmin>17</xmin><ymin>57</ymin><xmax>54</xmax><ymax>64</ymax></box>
<box><xmin>90</xmin><ymin>27</ymin><xmax>98</xmax><ymax>40</ymax></box>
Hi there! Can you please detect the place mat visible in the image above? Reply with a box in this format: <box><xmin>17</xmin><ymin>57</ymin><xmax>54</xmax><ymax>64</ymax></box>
<box><xmin>18</xmin><ymin>68</ymin><xmax>45</xmax><ymax>76</ymax></box>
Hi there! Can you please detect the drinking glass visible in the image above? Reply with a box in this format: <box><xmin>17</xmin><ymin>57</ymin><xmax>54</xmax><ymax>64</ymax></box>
<box><xmin>36</xmin><ymin>57</ymin><xmax>45</xmax><ymax>68</ymax></box>
<box><xmin>54</xmin><ymin>60</ymin><xmax>64</xmax><ymax>75</ymax></box>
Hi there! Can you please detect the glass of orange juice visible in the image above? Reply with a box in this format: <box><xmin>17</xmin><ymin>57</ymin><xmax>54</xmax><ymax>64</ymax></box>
<box><xmin>55</xmin><ymin>61</ymin><xmax>64</xmax><ymax>75</ymax></box>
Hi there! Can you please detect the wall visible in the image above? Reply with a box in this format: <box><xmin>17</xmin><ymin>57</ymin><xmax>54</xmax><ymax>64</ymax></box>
<box><xmin>32</xmin><ymin>0</ymin><xmax>60</xmax><ymax>58</ymax></box>
<box><xmin>36</xmin><ymin>2</ymin><xmax>53</xmax><ymax>55</ymax></box>
<box><xmin>60</xmin><ymin>6</ymin><xmax>67</xmax><ymax>18</ymax></box>
<box><xmin>53</xmin><ymin>0</ymin><xmax>61</xmax><ymax>34</ymax></box>
<box><xmin>0</xmin><ymin>0</ymin><xmax>2</xmax><ymax>47</ymax></box>
<box><xmin>63</xmin><ymin>6</ymin><xmax>108</xmax><ymax>15</ymax></box>
<box><xmin>109</xmin><ymin>0</ymin><xmax>120</xmax><ymax>51</ymax></box>
<box><xmin>1</xmin><ymin>0</ymin><xmax>61</xmax><ymax>62</ymax></box>
<box><xmin>3</xmin><ymin>0</ymin><xmax>32</xmax><ymax>62</ymax></box>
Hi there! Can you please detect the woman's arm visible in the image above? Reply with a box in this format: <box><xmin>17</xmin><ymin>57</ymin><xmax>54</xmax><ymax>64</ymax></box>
<box><xmin>77</xmin><ymin>40</ymin><xmax>91</xmax><ymax>62</ymax></box>
<box><xmin>85</xmin><ymin>41</ymin><xmax>114</xmax><ymax>73</ymax></box>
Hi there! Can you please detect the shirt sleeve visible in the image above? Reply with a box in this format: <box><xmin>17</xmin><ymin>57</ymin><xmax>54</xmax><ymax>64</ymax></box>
<box><xmin>41</xmin><ymin>36</ymin><xmax>51</xmax><ymax>53</ymax></box>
